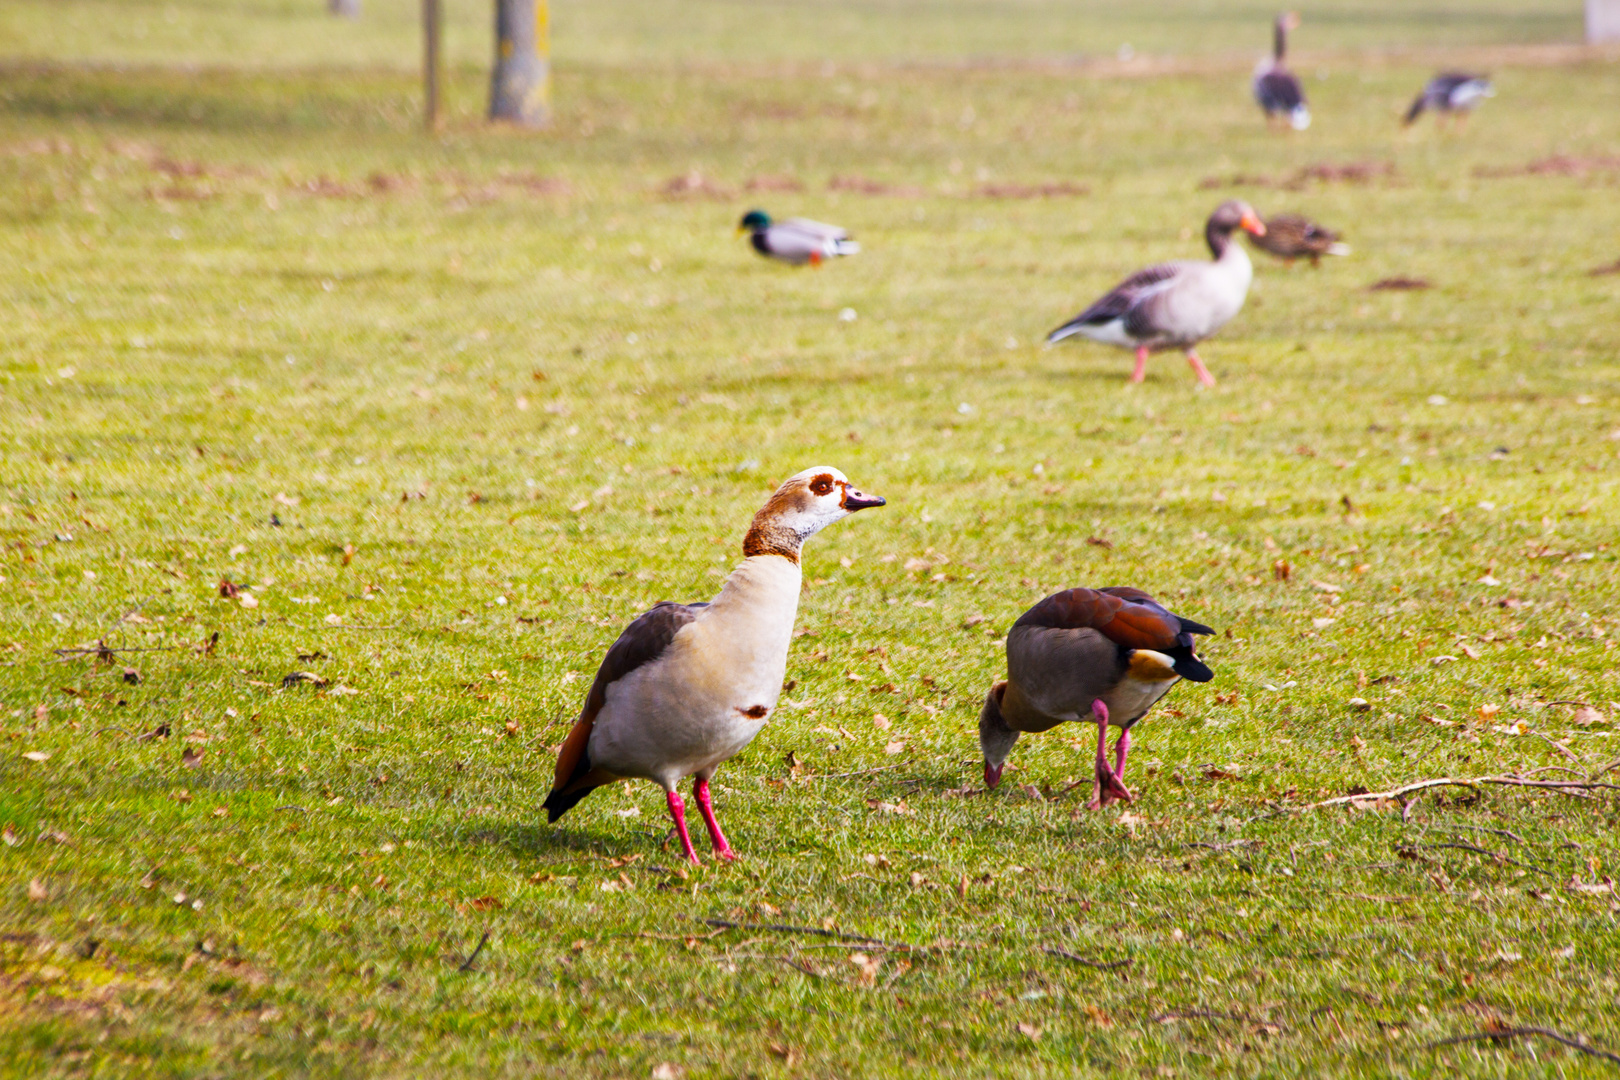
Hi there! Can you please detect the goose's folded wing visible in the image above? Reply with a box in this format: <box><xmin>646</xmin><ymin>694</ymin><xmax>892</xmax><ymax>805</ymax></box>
<box><xmin>1057</xmin><ymin>262</ymin><xmax>1183</xmax><ymax>329</ymax></box>
<box><xmin>1255</xmin><ymin>69</ymin><xmax>1305</xmax><ymax>111</ymax></box>
<box><xmin>549</xmin><ymin>600</ymin><xmax>709</xmax><ymax>798</ymax></box>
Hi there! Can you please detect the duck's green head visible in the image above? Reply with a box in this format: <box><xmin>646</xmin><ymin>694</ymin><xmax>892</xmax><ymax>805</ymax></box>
<box><xmin>738</xmin><ymin>209</ymin><xmax>772</xmax><ymax>233</ymax></box>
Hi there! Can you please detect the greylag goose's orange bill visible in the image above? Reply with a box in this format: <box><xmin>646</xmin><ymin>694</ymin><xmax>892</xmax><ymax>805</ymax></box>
<box><xmin>1240</xmin><ymin>209</ymin><xmax>1266</xmax><ymax>236</ymax></box>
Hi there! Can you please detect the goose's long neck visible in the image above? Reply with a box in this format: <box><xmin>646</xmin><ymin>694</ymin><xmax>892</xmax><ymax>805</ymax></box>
<box><xmin>1273</xmin><ymin>19</ymin><xmax>1288</xmax><ymax>61</ymax></box>
<box><xmin>708</xmin><ymin>555</ymin><xmax>803</xmax><ymax>622</ymax></box>
<box><xmin>1207</xmin><ymin>229</ymin><xmax>1253</xmax><ymax>284</ymax></box>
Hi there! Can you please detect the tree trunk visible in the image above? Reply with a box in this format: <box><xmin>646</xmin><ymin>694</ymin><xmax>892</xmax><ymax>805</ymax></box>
<box><xmin>328</xmin><ymin>0</ymin><xmax>361</xmax><ymax>18</ymax></box>
<box><xmin>1589</xmin><ymin>0</ymin><xmax>1620</xmax><ymax>43</ymax></box>
<box><xmin>490</xmin><ymin>0</ymin><xmax>550</xmax><ymax>127</ymax></box>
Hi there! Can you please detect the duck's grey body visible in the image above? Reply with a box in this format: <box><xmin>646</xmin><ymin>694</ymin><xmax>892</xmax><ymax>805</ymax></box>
<box><xmin>747</xmin><ymin>216</ymin><xmax>859</xmax><ymax>265</ymax></box>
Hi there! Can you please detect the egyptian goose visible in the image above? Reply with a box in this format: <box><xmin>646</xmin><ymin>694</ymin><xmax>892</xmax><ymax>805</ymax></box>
<box><xmin>1253</xmin><ymin>12</ymin><xmax>1309</xmax><ymax>130</ymax></box>
<box><xmin>1405</xmin><ymin>73</ymin><xmax>1493</xmax><ymax>128</ymax></box>
<box><xmin>1045</xmin><ymin>200</ymin><xmax>1266</xmax><ymax>386</ymax></box>
<box><xmin>543</xmin><ymin>467</ymin><xmax>885</xmax><ymax>863</ymax></box>
<box><xmin>1251</xmin><ymin>212</ymin><xmax>1350</xmax><ymax>266</ymax></box>
<box><xmin>738</xmin><ymin>210</ymin><xmax>860</xmax><ymax>266</ymax></box>
<box><xmin>979</xmin><ymin>587</ymin><xmax>1213</xmax><ymax>809</ymax></box>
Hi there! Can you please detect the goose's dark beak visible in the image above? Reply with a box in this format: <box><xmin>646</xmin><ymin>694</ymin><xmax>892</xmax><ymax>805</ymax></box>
<box><xmin>841</xmin><ymin>487</ymin><xmax>886</xmax><ymax>511</ymax></box>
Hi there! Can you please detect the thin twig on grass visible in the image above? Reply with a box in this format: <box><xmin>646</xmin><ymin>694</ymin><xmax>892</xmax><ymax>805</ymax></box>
<box><xmin>1424</xmin><ymin>842</ymin><xmax>1555</xmax><ymax>878</ymax></box>
<box><xmin>1042</xmin><ymin>946</ymin><xmax>1131</xmax><ymax>971</ymax></box>
<box><xmin>815</xmin><ymin>763</ymin><xmax>909</xmax><ymax>780</ymax></box>
<box><xmin>699</xmin><ymin>917</ymin><xmax>968</xmax><ymax>953</ymax></box>
<box><xmin>1242</xmin><ymin>773</ymin><xmax>1620</xmax><ymax>826</ymax></box>
<box><xmin>1152</xmin><ymin>1008</ymin><xmax>1265</xmax><ymax>1025</ymax></box>
<box><xmin>274</xmin><ymin>805</ymin><xmax>308</xmax><ymax>813</ymax></box>
<box><xmin>1421</xmin><ymin>1026</ymin><xmax>1620</xmax><ymax>1064</ymax></box>
<box><xmin>1441</xmin><ymin>824</ymin><xmax>1528</xmax><ymax>846</ymax></box>
<box><xmin>458</xmin><ymin>928</ymin><xmax>491</xmax><ymax>972</ymax></box>
<box><xmin>776</xmin><ymin>956</ymin><xmax>826</xmax><ymax>978</ymax></box>
<box><xmin>1533</xmin><ymin>731</ymin><xmax>1582</xmax><ymax>763</ymax></box>
<box><xmin>55</xmin><ymin>642</ymin><xmax>183</xmax><ymax>659</ymax></box>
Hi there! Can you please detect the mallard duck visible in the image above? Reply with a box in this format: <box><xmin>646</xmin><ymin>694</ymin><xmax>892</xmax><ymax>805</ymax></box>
<box><xmin>979</xmin><ymin>587</ymin><xmax>1214</xmax><ymax>807</ymax></box>
<box><xmin>1252</xmin><ymin>212</ymin><xmax>1350</xmax><ymax>266</ymax></box>
<box><xmin>544</xmin><ymin>467</ymin><xmax>885</xmax><ymax>864</ymax></box>
<box><xmin>1405</xmin><ymin>73</ymin><xmax>1494</xmax><ymax>128</ymax></box>
<box><xmin>1253</xmin><ymin>12</ymin><xmax>1309</xmax><ymax>130</ymax></box>
<box><xmin>738</xmin><ymin>210</ymin><xmax>860</xmax><ymax>265</ymax></box>
<box><xmin>1046</xmin><ymin>200</ymin><xmax>1266</xmax><ymax>386</ymax></box>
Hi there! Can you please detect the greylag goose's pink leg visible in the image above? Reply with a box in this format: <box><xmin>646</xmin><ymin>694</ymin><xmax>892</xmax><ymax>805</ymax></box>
<box><xmin>693</xmin><ymin>778</ymin><xmax>737</xmax><ymax>861</ymax></box>
<box><xmin>1130</xmin><ymin>346</ymin><xmax>1149</xmax><ymax>383</ymax></box>
<box><xmin>1086</xmin><ymin>700</ymin><xmax>1133</xmax><ymax>809</ymax></box>
<box><xmin>1185</xmin><ymin>350</ymin><xmax>1216</xmax><ymax>387</ymax></box>
<box><xmin>665</xmin><ymin>790</ymin><xmax>701</xmax><ymax>865</ymax></box>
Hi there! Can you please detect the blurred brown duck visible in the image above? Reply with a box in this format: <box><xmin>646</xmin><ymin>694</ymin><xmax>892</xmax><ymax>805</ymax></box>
<box><xmin>1251</xmin><ymin>212</ymin><xmax>1350</xmax><ymax>267</ymax></box>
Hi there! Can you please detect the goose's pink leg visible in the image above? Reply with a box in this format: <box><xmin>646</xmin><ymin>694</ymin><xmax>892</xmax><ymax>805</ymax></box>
<box><xmin>693</xmin><ymin>778</ymin><xmax>737</xmax><ymax>861</ymax></box>
<box><xmin>1085</xmin><ymin>701</ymin><xmax>1133</xmax><ymax>810</ymax></box>
<box><xmin>1185</xmin><ymin>350</ymin><xmax>1216</xmax><ymax>387</ymax></box>
<box><xmin>1113</xmin><ymin>727</ymin><xmax>1132</xmax><ymax>783</ymax></box>
<box><xmin>1130</xmin><ymin>346</ymin><xmax>1149</xmax><ymax>383</ymax></box>
<box><xmin>665</xmin><ymin>790</ymin><xmax>700</xmax><ymax>865</ymax></box>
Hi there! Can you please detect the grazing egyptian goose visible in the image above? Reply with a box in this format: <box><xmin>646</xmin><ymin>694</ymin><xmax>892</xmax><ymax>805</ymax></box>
<box><xmin>1252</xmin><ymin>212</ymin><xmax>1350</xmax><ymax>266</ymax></box>
<box><xmin>1405</xmin><ymin>73</ymin><xmax>1494</xmax><ymax>128</ymax></box>
<box><xmin>739</xmin><ymin>210</ymin><xmax>860</xmax><ymax>266</ymax></box>
<box><xmin>1046</xmin><ymin>200</ymin><xmax>1266</xmax><ymax>386</ymax></box>
<box><xmin>979</xmin><ymin>587</ymin><xmax>1214</xmax><ymax>809</ymax></box>
<box><xmin>543</xmin><ymin>467</ymin><xmax>885</xmax><ymax>863</ymax></box>
<box><xmin>1253</xmin><ymin>12</ymin><xmax>1309</xmax><ymax>130</ymax></box>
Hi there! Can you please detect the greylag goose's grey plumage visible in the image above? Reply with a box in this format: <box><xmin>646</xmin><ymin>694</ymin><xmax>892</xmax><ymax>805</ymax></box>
<box><xmin>544</xmin><ymin>467</ymin><xmax>884</xmax><ymax>863</ymax></box>
<box><xmin>979</xmin><ymin>587</ymin><xmax>1214</xmax><ymax>808</ymax></box>
<box><xmin>739</xmin><ymin>209</ymin><xmax>860</xmax><ymax>265</ymax></box>
<box><xmin>1252</xmin><ymin>212</ymin><xmax>1350</xmax><ymax>266</ymax></box>
<box><xmin>1253</xmin><ymin>12</ymin><xmax>1309</xmax><ymax>130</ymax></box>
<box><xmin>1405</xmin><ymin>73</ymin><xmax>1493</xmax><ymax>127</ymax></box>
<box><xmin>1046</xmin><ymin>200</ymin><xmax>1266</xmax><ymax>386</ymax></box>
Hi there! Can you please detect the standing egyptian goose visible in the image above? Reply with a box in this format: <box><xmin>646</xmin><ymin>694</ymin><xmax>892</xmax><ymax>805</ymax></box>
<box><xmin>979</xmin><ymin>587</ymin><xmax>1214</xmax><ymax>809</ymax></box>
<box><xmin>739</xmin><ymin>210</ymin><xmax>860</xmax><ymax>266</ymax></box>
<box><xmin>1405</xmin><ymin>73</ymin><xmax>1493</xmax><ymax>128</ymax></box>
<box><xmin>543</xmin><ymin>467</ymin><xmax>884</xmax><ymax>863</ymax></box>
<box><xmin>1251</xmin><ymin>212</ymin><xmax>1350</xmax><ymax>266</ymax></box>
<box><xmin>1253</xmin><ymin>12</ymin><xmax>1309</xmax><ymax>130</ymax></box>
<box><xmin>1046</xmin><ymin>200</ymin><xmax>1266</xmax><ymax>386</ymax></box>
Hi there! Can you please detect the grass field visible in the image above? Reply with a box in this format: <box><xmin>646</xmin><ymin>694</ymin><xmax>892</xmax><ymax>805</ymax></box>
<box><xmin>3</xmin><ymin>2</ymin><xmax>1620</xmax><ymax>1077</ymax></box>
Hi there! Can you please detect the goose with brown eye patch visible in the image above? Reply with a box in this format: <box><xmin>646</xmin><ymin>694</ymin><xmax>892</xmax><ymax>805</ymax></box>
<box><xmin>543</xmin><ymin>466</ymin><xmax>885</xmax><ymax>865</ymax></box>
<box><xmin>979</xmin><ymin>586</ymin><xmax>1215</xmax><ymax>809</ymax></box>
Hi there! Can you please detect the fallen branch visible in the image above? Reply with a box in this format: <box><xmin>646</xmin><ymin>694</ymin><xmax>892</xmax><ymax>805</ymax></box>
<box><xmin>776</xmin><ymin>956</ymin><xmax>826</xmax><ymax>979</ymax></box>
<box><xmin>1243</xmin><ymin>773</ymin><xmax>1620</xmax><ymax>826</ymax></box>
<box><xmin>1421</xmin><ymin>1026</ymin><xmax>1620</xmax><ymax>1065</ymax></box>
<box><xmin>1042</xmin><ymin>946</ymin><xmax>1131</xmax><ymax>971</ymax></box>
<box><xmin>458</xmin><ymin>928</ymin><xmax>491</xmax><ymax>972</ymax></box>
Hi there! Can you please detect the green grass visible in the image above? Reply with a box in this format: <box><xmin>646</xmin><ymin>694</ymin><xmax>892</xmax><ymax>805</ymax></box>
<box><xmin>3</xmin><ymin>3</ymin><xmax>1620</xmax><ymax>1077</ymax></box>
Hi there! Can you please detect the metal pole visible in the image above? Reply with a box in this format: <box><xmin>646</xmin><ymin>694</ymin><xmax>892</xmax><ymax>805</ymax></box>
<box><xmin>490</xmin><ymin>0</ymin><xmax>551</xmax><ymax>127</ymax></box>
<box><xmin>424</xmin><ymin>0</ymin><xmax>443</xmax><ymax>132</ymax></box>
<box><xmin>1589</xmin><ymin>0</ymin><xmax>1620</xmax><ymax>43</ymax></box>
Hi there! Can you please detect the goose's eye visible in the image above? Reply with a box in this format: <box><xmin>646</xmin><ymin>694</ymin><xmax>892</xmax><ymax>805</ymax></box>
<box><xmin>809</xmin><ymin>474</ymin><xmax>835</xmax><ymax>496</ymax></box>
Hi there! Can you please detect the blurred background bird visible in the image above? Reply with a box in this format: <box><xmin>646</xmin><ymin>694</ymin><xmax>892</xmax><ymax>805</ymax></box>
<box><xmin>1254</xmin><ymin>11</ymin><xmax>1309</xmax><ymax>130</ymax></box>
<box><xmin>1251</xmin><ymin>212</ymin><xmax>1350</xmax><ymax>267</ymax></box>
<box><xmin>1405</xmin><ymin>72</ymin><xmax>1494</xmax><ymax>128</ymax></box>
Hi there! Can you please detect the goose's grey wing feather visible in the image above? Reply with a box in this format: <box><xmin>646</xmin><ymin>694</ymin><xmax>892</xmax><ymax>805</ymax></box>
<box><xmin>1062</xmin><ymin>262</ymin><xmax>1184</xmax><ymax>328</ymax></box>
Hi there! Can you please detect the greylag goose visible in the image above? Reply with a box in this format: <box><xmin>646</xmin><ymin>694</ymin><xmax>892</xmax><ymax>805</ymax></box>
<box><xmin>979</xmin><ymin>587</ymin><xmax>1214</xmax><ymax>809</ymax></box>
<box><xmin>1405</xmin><ymin>73</ymin><xmax>1493</xmax><ymax>127</ymax></box>
<box><xmin>1046</xmin><ymin>200</ymin><xmax>1266</xmax><ymax>386</ymax></box>
<box><xmin>1252</xmin><ymin>212</ymin><xmax>1350</xmax><ymax>266</ymax></box>
<box><xmin>544</xmin><ymin>467</ymin><xmax>885</xmax><ymax>863</ymax></box>
<box><xmin>739</xmin><ymin>210</ymin><xmax>860</xmax><ymax>265</ymax></box>
<box><xmin>1253</xmin><ymin>12</ymin><xmax>1309</xmax><ymax>130</ymax></box>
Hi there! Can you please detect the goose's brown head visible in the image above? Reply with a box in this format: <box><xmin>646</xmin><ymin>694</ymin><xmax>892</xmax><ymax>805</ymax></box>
<box><xmin>743</xmin><ymin>466</ymin><xmax>885</xmax><ymax>563</ymax></box>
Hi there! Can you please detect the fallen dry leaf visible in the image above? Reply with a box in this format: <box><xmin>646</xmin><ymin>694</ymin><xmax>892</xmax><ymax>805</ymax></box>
<box><xmin>0</xmin><ymin>824</ymin><xmax>15</xmax><ymax>847</ymax></box>
<box><xmin>181</xmin><ymin>747</ymin><xmax>205</xmax><ymax>769</ymax></box>
<box><xmin>467</xmin><ymin>896</ymin><xmax>503</xmax><ymax>912</ymax></box>
<box><xmin>1016</xmin><ymin>1021</ymin><xmax>1043</xmax><ymax>1041</ymax></box>
<box><xmin>238</xmin><ymin>593</ymin><xmax>259</xmax><ymax>609</ymax></box>
<box><xmin>1084</xmin><ymin>1004</ymin><xmax>1115</xmax><ymax>1029</ymax></box>
<box><xmin>866</xmin><ymin>800</ymin><xmax>913</xmax><ymax>816</ymax></box>
<box><xmin>21</xmin><ymin>751</ymin><xmax>50</xmax><ymax>763</ymax></box>
<box><xmin>849</xmin><ymin>951</ymin><xmax>882</xmax><ymax>985</ymax></box>
<box><xmin>872</xmin><ymin>713</ymin><xmax>892</xmax><ymax>731</ymax></box>
<box><xmin>28</xmin><ymin>878</ymin><xmax>48</xmax><ymax>902</ymax></box>
<box><xmin>884</xmin><ymin>739</ymin><xmax>906</xmax><ymax>755</ymax></box>
<box><xmin>651</xmin><ymin>1064</ymin><xmax>685</xmax><ymax>1080</ymax></box>
<box><xmin>1572</xmin><ymin>706</ymin><xmax>1608</xmax><ymax>727</ymax></box>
